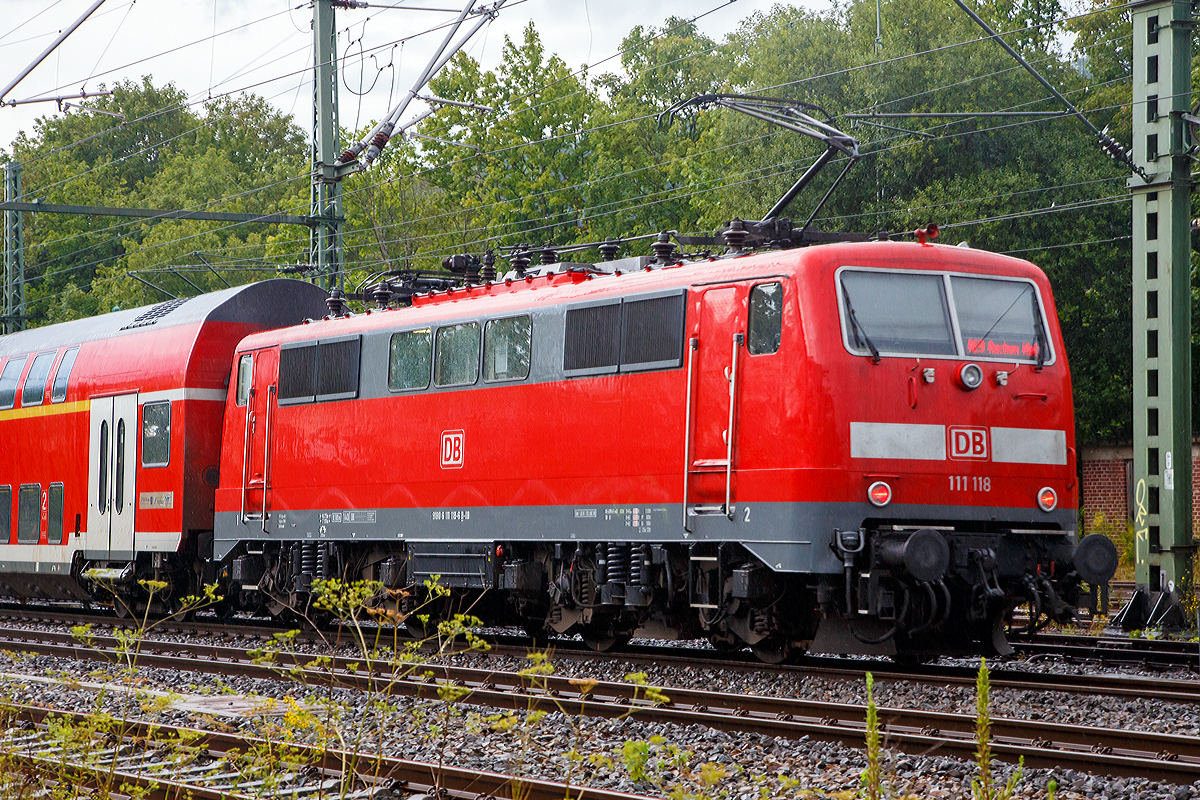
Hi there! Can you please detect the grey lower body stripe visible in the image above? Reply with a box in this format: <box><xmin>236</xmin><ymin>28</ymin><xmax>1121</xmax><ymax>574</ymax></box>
<box><xmin>991</xmin><ymin>427</ymin><xmax>1067</xmax><ymax>465</ymax></box>
<box><xmin>851</xmin><ymin>422</ymin><xmax>946</xmax><ymax>460</ymax></box>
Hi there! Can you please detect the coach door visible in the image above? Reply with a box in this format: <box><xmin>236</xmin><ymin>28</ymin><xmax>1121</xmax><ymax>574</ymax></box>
<box><xmin>239</xmin><ymin>348</ymin><xmax>278</xmax><ymax>531</ymax></box>
<box><xmin>684</xmin><ymin>284</ymin><xmax>750</xmax><ymax>526</ymax></box>
<box><xmin>87</xmin><ymin>393</ymin><xmax>138</xmax><ymax>560</ymax></box>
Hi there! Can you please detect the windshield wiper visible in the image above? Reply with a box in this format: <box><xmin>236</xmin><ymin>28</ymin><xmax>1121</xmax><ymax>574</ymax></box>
<box><xmin>974</xmin><ymin>285</ymin><xmax>1046</xmax><ymax>367</ymax></box>
<box><xmin>841</xmin><ymin>281</ymin><xmax>880</xmax><ymax>363</ymax></box>
<box><xmin>1031</xmin><ymin>290</ymin><xmax>1047</xmax><ymax>370</ymax></box>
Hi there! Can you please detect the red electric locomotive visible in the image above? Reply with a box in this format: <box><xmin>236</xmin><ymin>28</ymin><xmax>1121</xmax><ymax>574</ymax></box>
<box><xmin>0</xmin><ymin>281</ymin><xmax>328</xmax><ymax>608</ymax></box>
<box><xmin>203</xmin><ymin>237</ymin><xmax>1115</xmax><ymax>661</ymax></box>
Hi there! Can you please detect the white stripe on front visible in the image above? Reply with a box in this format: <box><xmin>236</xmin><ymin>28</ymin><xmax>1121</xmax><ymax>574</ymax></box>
<box><xmin>991</xmin><ymin>427</ymin><xmax>1067</xmax><ymax>465</ymax></box>
<box><xmin>850</xmin><ymin>422</ymin><xmax>946</xmax><ymax>461</ymax></box>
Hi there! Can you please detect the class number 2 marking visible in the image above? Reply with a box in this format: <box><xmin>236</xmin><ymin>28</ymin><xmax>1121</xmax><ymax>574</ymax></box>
<box><xmin>743</xmin><ymin>506</ymin><xmax>751</xmax><ymax>523</ymax></box>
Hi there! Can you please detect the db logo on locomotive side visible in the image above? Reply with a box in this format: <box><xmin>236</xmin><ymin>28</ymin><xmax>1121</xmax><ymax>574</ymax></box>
<box><xmin>948</xmin><ymin>426</ymin><xmax>989</xmax><ymax>460</ymax></box>
<box><xmin>441</xmin><ymin>430</ymin><xmax>465</xmax><ymax>469</ymax></box>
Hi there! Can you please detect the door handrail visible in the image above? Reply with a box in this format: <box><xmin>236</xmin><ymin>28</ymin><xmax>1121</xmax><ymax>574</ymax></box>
<box><xmin>723</xmin><ymin>332</ymin><xmax>743</xmax><ymax>519</ymax></box>
<box><xmin>261</xmin><ymin>384</ymin><xmax>275</xmax><ymax>533</ymax></box>
<box><xmin>682</xmin><ymin>337</ymin><xmax>698</xmax><ymax>532</ymax></box>
<box><xmin>239</xmin><ymin>405</ymin><xmax>252</xmax><ymax>525</ymax></box>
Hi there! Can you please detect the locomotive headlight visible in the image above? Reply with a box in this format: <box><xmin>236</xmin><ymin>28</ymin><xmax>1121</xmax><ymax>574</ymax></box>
<box><xmin>1036</xmin><ymin>486</ymin><xmax>1058</xmax><ymax>512</ymax></box>
<box><xmin>958</xmin><ymin>363</ymin><xmax>983</xmax><ymax>390</ymax></box>
<box><xmin>868</xmin><ymin>481</ymin><xmax>892</xmax><ymax>507</ymax></box>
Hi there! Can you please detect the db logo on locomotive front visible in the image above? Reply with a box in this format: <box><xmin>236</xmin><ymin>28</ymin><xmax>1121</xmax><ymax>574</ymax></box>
<box><xmin>441</xmin><ymin>430</ymin><xmax>465</xmax><ymax>469</ymax></box>
<box><xmin>948</xmin><ymin>426</ymin><xmax>989</xmax><ymax>460</ymax></box>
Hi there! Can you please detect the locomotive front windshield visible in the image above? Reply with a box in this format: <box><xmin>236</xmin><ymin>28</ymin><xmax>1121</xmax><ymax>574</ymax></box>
<box><xmin>839</xmin><ymin>268</ymin><xmax>1049</xmax><ymax>364</ymax></box>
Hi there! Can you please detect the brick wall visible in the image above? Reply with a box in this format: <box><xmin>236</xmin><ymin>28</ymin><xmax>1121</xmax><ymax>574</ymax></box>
<box><xmin>1080</xmin><ymin>446</ymin><xmax>1130</xmax><ymax>533</ymax></box>
<box><xmin>1079</xmin><ymin>443</ymin><xmax>1200</xmax><ymax>534</ymax></box>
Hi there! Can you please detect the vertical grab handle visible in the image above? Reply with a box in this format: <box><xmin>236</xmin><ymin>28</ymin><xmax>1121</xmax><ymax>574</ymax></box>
<box><xmin>724</xmin><ymin>333</ymin><xmax>743</xmax><ymax>519</ymax></box>
<box><xmin>239</xmin><ymin>405</ymin><xmax>252</xmax><ymax>525</ymax></box>
<box><xmin>261</xmin><ymin>384</ymin><xmax>275</xmax><ymax>534</ymax></box>
<box><xmin>682</xmin><ymin>338</ymin><xmax>698</xmax><ymax>532</ymax></box>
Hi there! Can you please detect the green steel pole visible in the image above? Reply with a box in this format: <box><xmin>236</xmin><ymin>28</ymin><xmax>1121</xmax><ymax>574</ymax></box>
<box><xmin>1130</xmin><ymin>0</ymin><xmax>1194</xmax><ymax>617</ymax></box>
<box><xmin>3</xmin><ymin>163</ymin><xmax>24</xmax><ymax>335</ymax></box>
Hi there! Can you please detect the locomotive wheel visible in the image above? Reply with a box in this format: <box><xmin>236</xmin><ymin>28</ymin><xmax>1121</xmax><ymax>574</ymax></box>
<box><xmin>522</xmin><ymin>619</ymin><xmax>554</xmax><ymax>646</ymax></box>
<box><xmin>581</xmin><ymin>626</ymin><xmax>632</xmax><ymax>652</ymax></box>
<box><xmin>707</xmin><ymin>630</ymin><xmax>744</xmax><ymax>653</ymax></box>
<box><xmin>750</xmin><ymin>636</ymin><xmax>793</xmax><ymax>665</ymax></box>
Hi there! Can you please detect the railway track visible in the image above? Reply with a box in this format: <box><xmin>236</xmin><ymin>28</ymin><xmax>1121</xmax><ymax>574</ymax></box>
<box><xmin>0</xmin><ymin>702</ymin><xmax>654</xmax><ymax>800</ymax></box>
<box><xmin>0</xmin><ymin>624</ymin><xmax>1195</xmax><ymax>781</ymax></box>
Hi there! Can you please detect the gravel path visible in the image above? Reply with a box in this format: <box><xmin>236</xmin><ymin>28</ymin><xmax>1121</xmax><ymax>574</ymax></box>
<box><xmin>0</xmin><ymin>621</ymin><xmax>1196</xmax><ymax>800</ymax></box>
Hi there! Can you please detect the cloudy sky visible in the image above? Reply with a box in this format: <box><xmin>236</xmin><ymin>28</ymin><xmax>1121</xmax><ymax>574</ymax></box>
<box><xmin>0</xmin><ymin>0</ymin><xmax>826</xmax><ymax>154</ymax></box>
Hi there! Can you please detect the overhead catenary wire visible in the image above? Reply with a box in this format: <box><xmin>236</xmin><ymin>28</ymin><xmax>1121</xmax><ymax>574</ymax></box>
<box><xmin>15</xmin><ymin>0</ymin><xmax>1137</xmax><ymax>294</ymax></box>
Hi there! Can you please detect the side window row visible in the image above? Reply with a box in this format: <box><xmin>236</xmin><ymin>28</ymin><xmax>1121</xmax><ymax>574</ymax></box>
<box><xmin>0</xmin><ymin>483</ymin><xmax>66</xmax><ymax>545</ymax></box>
<box><xmin>389</xmin><ymin>315</ymin><xmax>531</xmax><ymax>392</ymax></box>
<box><xmin>0</xmin><ymin>347</ymin><xmax>80</xmax><ymax>411</ymax></box>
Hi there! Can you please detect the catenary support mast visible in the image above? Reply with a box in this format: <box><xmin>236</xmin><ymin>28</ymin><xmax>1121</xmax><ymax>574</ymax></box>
<box><xmin>310</xmin><ymin>0</ymin><xmax>344</xmax><ymax>291</ymax></box>
<box><xmin>3</xmin><ymin>162</ymin><xmax>24</xmax><ymax>335</ymax></box>
<box><xmin>1131</xmin><ymin>0</ymin><xmax>1194</xmax><ymax>612</ymax></box>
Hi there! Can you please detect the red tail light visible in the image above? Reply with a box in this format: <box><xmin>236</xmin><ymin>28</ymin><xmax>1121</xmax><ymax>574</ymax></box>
<box><xmin>868</xmin><ymin>481</ymin><xmax>892</xmax><ymax>507</ymax></box>
<box><xmin>1037</xmin><ymin>487</ymin><xmax>1057</xmax><ymax>512</ymax></box>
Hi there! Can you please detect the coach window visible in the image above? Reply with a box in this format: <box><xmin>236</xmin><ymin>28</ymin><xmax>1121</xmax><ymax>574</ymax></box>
<box><xmin>142</xmin><ymin>401</ymin><xmax>170</xmax><ymax>467</ymax></box>
<box><xmin>748</xmin><ymin>283</ymin><xmax>783</xmax><ymax>355</ymax></box>
<box><xmin>435</xmin><ymin>322</ymin><xmax>480</xmax><ymax>387</ymax></box>
<box><xmin>21</xmin><ymin>351</ymin><xmax>56</xmax><ymax>407</ymax></box>
<box><xmin>98</xmin><ymin>421</ymin><xmax>109</xmax><ymax>514</ymax></box>
<box><xmin>389</xmin><ymin>329</ymin><xmax>432</xmax><ymax>391</ymax></box>
<box><xmin>17</xmin><ymin>484</ymin><xmax>39</xmax><ymax>544</ymax></box>
<box><xmin>0</xmin><ymin>486</ymin><xmax>9</xmax><ymax>542</ymax></box>
<box><xmin>484</xmin><ymin>316</ymin><xmax>531</xmax><ymax>382</ymax></box>
<box><xmin>235</xmin><ymin>354</ymin><xmax>253</xmax><ymax>406</ymax></box>
<box><xmin>0</xmin><ymin>355</ymin><xmax>28</xmax><ymax>410</ymax></box>
<box><xmin>115</xmin><ymin>420</ymin><xmax>126</xmax><ymax>513</ymax></box>
<box><xmin>47</xmin><ymin>484</ymin><xmax>64</xmax><ymax>546</ymax></box>
<box><xmin>50</xmin><ymin>347</ymin><xmax>79</xmax><ymax>403</ymax></box>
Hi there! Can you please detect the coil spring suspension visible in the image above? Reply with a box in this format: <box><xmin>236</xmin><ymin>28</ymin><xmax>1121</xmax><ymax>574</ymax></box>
<box><xmin>628</xmin><ymin>544</ymin><xmax>652</xmax><ymax>587</ymax></box>
<box><xmin>606</xmin><ymin>543</ymin><xmax>630</xmax><ymax>584</ymax></box>
<box><xmin>300</xmin><ymin>543</ymin><xmax>317</xmax><ymax>577</ymax></box>
<box><xmin>316</xmin><ymin>543</ymin><xmax>330</xmax><ymax>581</ymax></box>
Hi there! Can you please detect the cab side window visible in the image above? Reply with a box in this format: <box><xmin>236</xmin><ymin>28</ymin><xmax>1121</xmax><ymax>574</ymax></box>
<box><xmin>235</xmin><ymin>354</ymin><xmax>253</xmax><ymax>406</ymax></box>
<box><xmin>748</xmin><ymin>282</ymin><xmax>783</xmax><ymax>355</ymax></box>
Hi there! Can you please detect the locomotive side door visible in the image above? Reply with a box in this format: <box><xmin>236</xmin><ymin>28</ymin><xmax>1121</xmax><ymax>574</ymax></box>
<box><xmin>86</xmin><ymin>393</ymin><xmax>138</xmax><ymax>560</ymax></box>
<box><xmin>685</xmin><ymin>284</ymin><xmax>749</xmax><ymax>523</ymax></box>
<box><xmin>238</xmin><ymin>348</ymin><xmax>278</xmax><ymax>530</ymax></box>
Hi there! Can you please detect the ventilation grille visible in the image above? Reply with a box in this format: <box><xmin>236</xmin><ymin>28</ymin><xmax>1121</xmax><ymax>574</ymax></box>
<box><xmin>279</xmin><ymin>344</ymin><xmax>318</xmax><ymax>402</ymax></box>
<box><xmin>279</xmin><ymin>337</ymin><xmax>361</xmax><ymax>403</ymax></box>
<box><xmin>120</xmin><ymin>297</ymin><xmax>190</xmax><ymax>330</ymax></box>
<box><xmin>316</xmin><ymin>338</ymin><xmax>361</xmax><ymax>399</ymax></box>
<box><xmin>622</xmin><ymin>294</ymin><xmax>684</xmax><ymax>367</ymax></box>
<box><xmin>564</xmin><ymin>303</ymin><xmax>620</xmax><ymax>372</ymax></box>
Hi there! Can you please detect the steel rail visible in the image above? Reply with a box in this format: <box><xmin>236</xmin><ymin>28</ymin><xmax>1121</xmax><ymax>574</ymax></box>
<box><xmin>4</xmin><ymin>703</ymin><xmax>656</xmax><ymax>800</ymax></box>
<box><xmin>0</xmin><ymin>628</ymin><xmax>1195</xmax><ymax>780</ymax></box>
<box><xmin>0</xmin><ymin>610</ymin><xmax>1197</xmax><ymax>702</ymax></box>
